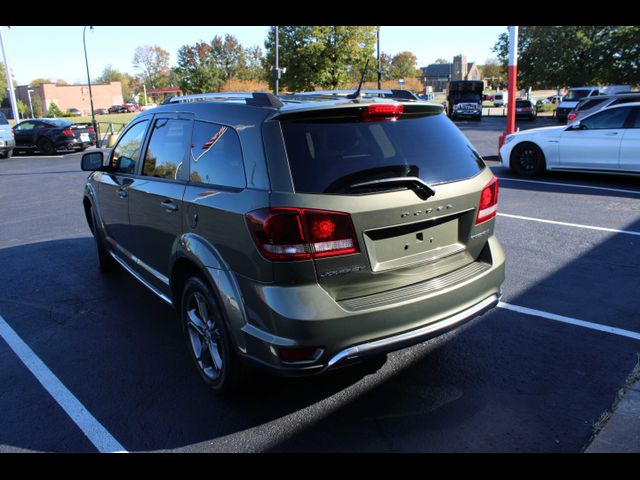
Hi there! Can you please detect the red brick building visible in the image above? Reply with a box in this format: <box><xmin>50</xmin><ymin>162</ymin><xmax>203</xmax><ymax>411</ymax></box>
<box><xmin>16</xmin><ymin>81</ymin><xmax>124</xmax><ymax>116</ymax></box>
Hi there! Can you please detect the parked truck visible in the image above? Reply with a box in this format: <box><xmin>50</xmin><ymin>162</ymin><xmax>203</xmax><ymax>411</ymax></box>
<box><xmin>447</xmin><ymin>80</ymin><xmax>484</xmax><ymax>120</ymax></box>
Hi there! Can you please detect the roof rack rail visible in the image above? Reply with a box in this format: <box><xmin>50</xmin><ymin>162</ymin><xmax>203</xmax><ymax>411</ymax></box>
<box><xmin>166</xmin><ymin>91</ymin><xmax>284</xmax><ymax>108</ymax></box>
<box><xmin>288</xmin><ymin>89</ymin><xmax>419</xmax><ymax>101</ymax></box>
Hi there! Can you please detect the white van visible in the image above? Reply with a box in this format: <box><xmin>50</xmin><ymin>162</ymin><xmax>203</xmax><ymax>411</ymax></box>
<box><xmin>493</xmin><ymin>91</ymin><xmax>508</xmax><ymax>107</ymax></box>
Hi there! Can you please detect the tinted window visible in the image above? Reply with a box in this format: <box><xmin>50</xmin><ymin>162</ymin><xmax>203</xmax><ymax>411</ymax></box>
<box><xmin>15</xmin><ymin>121</ymin><xmax>36</xmax><ymax>131</ymax></box>
<box><xmin>611</xmin><ymin>96</ymin><xmax>640</xmax><ymax>105</ymax></box>
<box><xmin>0</xmin><ymin>113</ymin><xmax>8</xmax><ymax>125</ymax></box>
<box><xmin>515</xmin><ymin>100</ymin><xmax>532</xmax><ymax>107</ymax></box>
<box><xmin>189</xmin><ymin>121</ymin><xmax>245</xmax><ymax>188</ymax></box>
<box><xmin>280</xmin><ymin>112</ymin><xmax>484</xmax><ymax>195</ymax></box>
<box><xmin>577</xmin><ymin>98</ymin><xmax>606</xmax><ymax>111</ymax></box>
<box><xmin>142</xmin><ymin>118</ymin><xmax>190</xmax><ymax>180</ymax></box>
<box><xmin>632</xmin><ymin>108</ymin><xmax>640</xmax><ymax>129</ymax></box>
<box><xmin>564</xmin><ymin>89</ymin><xmax>592</xmax><ymax>101</ymax></box>
<box><xmin>111</xmin><ymin>120</ymin><xmax>149</xmax><ymax>174</ymax></box>
<box><xmin>581</xmin><ymin>107</ymin><xmax>631</xmax><ymax>130</ymax></box>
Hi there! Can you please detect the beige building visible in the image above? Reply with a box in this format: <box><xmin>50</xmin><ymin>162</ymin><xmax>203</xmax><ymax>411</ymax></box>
<box><xmin>420</xmin><ymin>54</ymin><xmax>482</xmax><ymax>92</ymax></box>
<box><xmin>16</xmin><ymin>81</ymin><xmax>124</xmax><ymax>116</ymax></box>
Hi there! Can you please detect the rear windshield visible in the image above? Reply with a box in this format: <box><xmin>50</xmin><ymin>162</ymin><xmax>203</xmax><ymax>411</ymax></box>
<box><xmin>516</xmin><ymin>100</ymin><xmax>532</xmax><ymax>107</ymax></box>
<box><xmin>0</xmin><ymin>112</ymin><xmax>8</xmax><ymax>125</ymax></box>
<box><xmin>564</xmin><ymin>89</ymin><xmax>593</xmax><ymax>101</ymax></box>
<box><xmin>577</xmin><ymin>98</ymin><xmax>607</xmax><ymax>111</ymax></box>
<box><xmin>280</xmin><ymin>112</ymin><xmax>485</xmax><ymax>195</ymax></box>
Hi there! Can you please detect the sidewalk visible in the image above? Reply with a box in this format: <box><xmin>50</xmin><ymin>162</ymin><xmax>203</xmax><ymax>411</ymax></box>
<box><xmin>585</xmin><ymin>378</ymin><xmax>640</xmax><ymax>453</ymax></box>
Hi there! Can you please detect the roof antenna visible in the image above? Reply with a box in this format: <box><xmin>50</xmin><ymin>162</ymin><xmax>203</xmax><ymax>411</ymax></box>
<box><xmin>346</xmin><ymin>58</ymin><xmax>370</xmax><ymax>100</ymax></box>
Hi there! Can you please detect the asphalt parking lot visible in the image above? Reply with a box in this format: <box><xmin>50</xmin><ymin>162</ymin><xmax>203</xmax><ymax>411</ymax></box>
<box><xmin>1</xmin><ymin>116</ymin><xmax>639</xmax><ymax>453</ymax></box>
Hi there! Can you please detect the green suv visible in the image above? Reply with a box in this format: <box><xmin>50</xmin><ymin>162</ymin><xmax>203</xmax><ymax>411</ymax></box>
<box><xmin>81</xmin><ymin>91</ymin><xmax>505</xmax><ymax>393</ymax></box>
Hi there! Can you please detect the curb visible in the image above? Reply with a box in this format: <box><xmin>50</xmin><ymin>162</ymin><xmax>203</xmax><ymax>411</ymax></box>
<box><xmin>585</xmin><ymin>379</ymin><xmax>640</xmax><ymax>453</ymax></box>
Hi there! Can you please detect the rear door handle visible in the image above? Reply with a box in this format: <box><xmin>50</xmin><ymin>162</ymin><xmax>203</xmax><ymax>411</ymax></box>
<box><xmin>161</xmin><ymin>200</ymin><xmax>179</xmax><ymax>213</ymax></box>
<box><xmin>116</xmin><ymin>188</ymin><xmax>127</xmax><ymax>198</ymax></box>
<box><xmin>605</xmin><ymin>132</ymin><xmax>619</xmax><ymax>136</ymax></box>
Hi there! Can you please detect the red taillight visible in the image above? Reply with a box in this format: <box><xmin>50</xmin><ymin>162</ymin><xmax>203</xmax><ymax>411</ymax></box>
<box><xmin>62</xmin><ymin>128</ymin><xmax>73</xmax><ymax>136</ymax></box>
<box><xmin>567</xmin><ymin>113</ymin><xmax>577</xmax><ymax>123</ymax></box>
<box><xmin>476</xmin><ymin>176</ymin><xmax>499</xmax><ymax>225</ymax></box>
<box><xmin>361</xmin><ymin>104</ymin><xmax>404</xmax><ymax>122</ymax></box>
<box><xmin>88</xmin><ymin>127</ymin><xmax>95</xmax><ymax>133</ymax></box>
<box><xmin>246</xmin><ymin>208</ymin><xmax>359</xmax><ymax>261</ymax></box>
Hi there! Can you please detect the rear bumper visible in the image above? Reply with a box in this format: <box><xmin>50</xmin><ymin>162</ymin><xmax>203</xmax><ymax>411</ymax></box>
<box><xmin>0</xmin><ymin>138</ymin><xmax>15</xmax><ymax>150</ymax></box>
<box><xmin>233</xmin><ymin>235</ymin><xmax>505</xmax><ymax>375</ymax></box>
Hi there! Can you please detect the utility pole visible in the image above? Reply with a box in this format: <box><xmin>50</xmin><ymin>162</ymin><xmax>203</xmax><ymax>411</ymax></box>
<box><xmin>377</xmin><ymin>26</ymin><xmax>381</xmax><ymax>90</ymax></box>
<box><xmin>0</xmin><ymin>26</ymin><xmax>20</xmax><ymax>123</ymax></box>
<box><xmin>27</xmin><ymin>89</ymin><xmax>34</xmax><ymax>118</ymax></box>
<box><xmin>498</xmin><ymin>26</ymin><xmax>518</xmax><ymax>151</ymax></box>
<box><xmin>83</xmin><ymin>26</ymin><xmax>99</xmax><ymax>146</ymax></box>
<box><xmin>273</xmin><ymin>26</ymin><xmax>281</xmax><ymax>96</ymax></box>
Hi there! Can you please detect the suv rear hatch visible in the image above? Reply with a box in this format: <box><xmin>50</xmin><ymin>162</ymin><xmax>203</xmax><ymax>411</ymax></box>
<box><xmin>259</xmin><ymin>102</ymin><xmax>496</xmax><ymax>302</ymax></box>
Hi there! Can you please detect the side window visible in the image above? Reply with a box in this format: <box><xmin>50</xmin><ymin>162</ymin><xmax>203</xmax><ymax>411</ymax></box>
<box><xmin>111</xmin><ymin>120</ymin><xmax>149</xmax><ymax>174</ymax></box>
<box><xmin>16</xmin><ymin>122</ymin><xmax>35</xmax><ymax>131</ymax></box>
<box><xmin>581</xmin><ymin>107</ymin><xmax>631</xmax><ymax>130</ymax></box>
<box><xmin>632</xmin><ymin>108</ymin><xmax>640</xmax><ymax>129</ymax></box>
<box><xmin>142</xmin><ymin>118</ymin><xmax>191</xmax><ymax>180</ymax></box>
<box><xmin>189</xmin><ymin>121</ymin><xmax>246</xmax><ymax>188</ymax></box>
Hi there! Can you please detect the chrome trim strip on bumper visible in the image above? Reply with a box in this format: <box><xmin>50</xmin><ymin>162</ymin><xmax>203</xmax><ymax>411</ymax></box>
<box><xmin>326</xmin><ymin>293</ymin><xmax>499</xmax><ymax>370</ymax></box>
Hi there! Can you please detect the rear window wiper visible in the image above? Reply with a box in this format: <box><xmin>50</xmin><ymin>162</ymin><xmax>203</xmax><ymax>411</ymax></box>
<box><xmin>348</xmin><ymin>177</ymin><xmax>436</xmax><ymax>200</ymax></box>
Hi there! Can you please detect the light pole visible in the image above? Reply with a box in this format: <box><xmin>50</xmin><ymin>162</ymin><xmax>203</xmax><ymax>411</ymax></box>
<box><xmin>27</xmin><ymin>88</ymin><xmax>34</xmax><ymax>118</ymax></box>
<box><xmin>0</xmin><ymin>26</ymin><xmax>20</xmax><ymax>123</ymax></box>
<box><xmin>83</xmin><ymin>26</ymin><xmax>99</xmax><ymax>146</ymax></box>
<box><xmin>377</xmin><ymin>26</ymin><xmax>381</xmax><ymax>90</ymax></box>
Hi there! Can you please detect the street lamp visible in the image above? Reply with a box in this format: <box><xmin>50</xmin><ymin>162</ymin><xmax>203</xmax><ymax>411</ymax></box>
<box><xmin>27</xmin><ymin>89</ymin><xmax>34</xmax><ymax>118</ymax></box>
<box><xmin>83</xmin><ymin>26</ymin><xmax>99</xmax><ymax>146</ymax></box>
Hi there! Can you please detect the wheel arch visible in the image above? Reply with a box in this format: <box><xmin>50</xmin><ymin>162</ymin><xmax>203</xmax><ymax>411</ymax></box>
<box><xmin>170</xmin><ymin>234</ymin><xmax>248</xmax><ymax>352</ymax></box>
<box><xmin>509</xmin><ymin>140</ymin><xmax>547</xmax><ymax>174</ymax></box>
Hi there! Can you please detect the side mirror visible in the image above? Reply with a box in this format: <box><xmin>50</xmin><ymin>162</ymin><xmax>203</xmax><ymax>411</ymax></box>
<box><xmin>568</xmin><ymin>121</ymin><xmax>583</xmax><ymax>130</ymax></box>
<box><xmin>81</xmin><ymin>151</ymin><xmax>104</xmax><ymax>171</ymax></box>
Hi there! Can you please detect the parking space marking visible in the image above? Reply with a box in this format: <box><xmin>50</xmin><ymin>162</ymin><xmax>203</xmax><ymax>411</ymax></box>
<box><xmin>497</xmin><ymin>212</ymin><xmax>640</xmax><ymax>237</ymax></box>
<box><xmin>498</xmin><ymin>302</ymin><xmax>640</xmax><ymax>341</ymax></box>
<box><xmin>496</xmin><ymin>176</ymin><xmax>640</xmax><ymax>197</ymax></box>
<box><xmin>0</xmin><ymin>314</ymin><xmax>127</xmax><ymax>453</ymax></box>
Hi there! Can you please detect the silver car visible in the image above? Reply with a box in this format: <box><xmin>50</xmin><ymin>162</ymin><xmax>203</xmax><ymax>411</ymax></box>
<box><xmin>568</xmin><ymin>92</ymin><xmax>640</xmax><ymax>124</ymax></box>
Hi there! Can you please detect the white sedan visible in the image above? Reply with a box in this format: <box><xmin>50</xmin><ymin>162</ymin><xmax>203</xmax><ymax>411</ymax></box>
<box><xmin>500</xmin><ymin>102</ymin><xmax>640</xmax><ymax>176</ymax></box>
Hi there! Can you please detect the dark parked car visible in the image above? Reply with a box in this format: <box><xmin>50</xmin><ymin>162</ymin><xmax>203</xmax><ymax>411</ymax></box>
<box><xmin>80</xmin><ymin>91</ymin><xmax>505</xmax><ymax>394</ymax></box>
<box><xmin>66</xmin><ymin>108</ymin><xmax>82</xmax><ymax>116</ymax></box>
<box><xmin>515</xmin><ymin>99</ymin><xmax>537</xmax><ymax>120</ymax></box>
<box><xmin>108</xmin><ymin>104</ymin><xmax>128</xmax><ymax>114</ymax></box>
<box><xmin>13</xmin><ymin>118</ymin><xmax>96</xmax><ymax>154</ymax></box>
<box><xmin>0</xmin><ymin>112</ymin><xmax>16</xmax><ymax>159</ymax></box>
<box><xmin>95</xmin><ymin>108</ymin><xmax>109</xmax><ymax>115</ymax></box>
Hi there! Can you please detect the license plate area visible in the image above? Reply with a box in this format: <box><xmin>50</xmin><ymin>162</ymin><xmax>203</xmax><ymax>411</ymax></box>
<box><xmin>80</xmin><ymin>133</ymin><xmax>90</xmax><ymax>142</ymax></box>
<box><xmin>363</xmin><ymin>216</ymin><xmax>464</xmax><ymax>272</ymax></box>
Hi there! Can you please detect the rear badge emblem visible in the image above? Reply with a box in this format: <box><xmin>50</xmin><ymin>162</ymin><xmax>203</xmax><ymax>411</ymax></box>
<box><xmin>400</xmin><ymin>204</ymin><xmax>452</xmax><ymax>219</ymax></box>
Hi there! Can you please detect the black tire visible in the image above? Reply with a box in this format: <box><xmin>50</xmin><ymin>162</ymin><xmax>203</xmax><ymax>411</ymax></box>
<box><xmin>91</xmin><ymin>211</ymin><xmax>118</xmax><ymax>273</ymax></box>
<box><xmin>181</xmin><ymin>276</ymin><xmax>247</xmax><ymax>395</ymax></box>
<box><xmin>510</xmin><ymin>142</ymin><xmax>546</xmax><ymax>176</ymax></box>
<box><xmin>0</xmin><ymin>149</ymin><xmax>11</xmax><ymax>159</ymax></box>
<box><xmin>37</xmin><ymin>138</ymin><xmax>56</xmax><ymax>155</ymax></box>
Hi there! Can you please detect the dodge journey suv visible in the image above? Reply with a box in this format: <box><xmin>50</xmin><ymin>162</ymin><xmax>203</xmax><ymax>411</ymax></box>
<box><xmin>81</xmin><ymin>91</ymin><xmax>505</xmax><ymax>393</ymax></box>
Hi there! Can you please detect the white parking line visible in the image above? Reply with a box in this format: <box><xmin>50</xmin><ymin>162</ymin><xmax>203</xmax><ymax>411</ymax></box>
<box><xmin>497</xmin><ymin>212</ymin><xmax>640</xmax><ymax>237</ymax></box>
<box><xmin>0</xmin><ymin>314</ymin><xmax>127</xmax><ymax>453</ymax></box>
<box><xmin>498</xmin><ymin>302</ymin><xmax>640</xmax><ymax>341</ymax></box>
<box><xmin>497</xmin><ymin>176</ymin><xmax>640</xmax><ymax>197</ymax></box>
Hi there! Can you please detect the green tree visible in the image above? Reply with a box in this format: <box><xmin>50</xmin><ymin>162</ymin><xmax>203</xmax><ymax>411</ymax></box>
<box><xmin>434</xmin><ymin>58</ymin><xmax>449</xmax><ymax>64</ymax></box>
<box><xmin>175</xmin><ymin>41</ymin><xmax>222</xmax><ymax>93</ymax></box>
<box><xmin>132</xmin><ymin>45</ymin><xmax>172</xmax><ymax>89</ymax></box>
<box><xmin>493</xmin><ymin>26</ymin><xmax>640</xmax><ymax>88</ymax></box>
<box><xmin>264</xmin><ymin>26</ymin><xmax>377</xmax><ymax>91</ymax></box>
<box><xmin>17</xmin><ymin>100</ymin><xmax>27</xmax><ymax>118</ymax></box>
<box><xmin>96</xmin><ymin>64</ymin><xmax>136</xmax><ymax>100</ymax></box>
<box><xmin>211</xmin><ymin>34</ymin><xmax>245</xmax><ymax>84</ymax></box>
<box><xmin>29</xmin><ymin>78</ymin><xmax>53</xmax><ymax>87</ymax></box>
<box><xmin>390</xmin><ymin>51</ymin><xmax>418</xmax><ymax>80</ymax></box>
<box><xmin>46</xmin><ymin>102</ymin><xmax>63</xmax><ymax>118</ymax></box>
